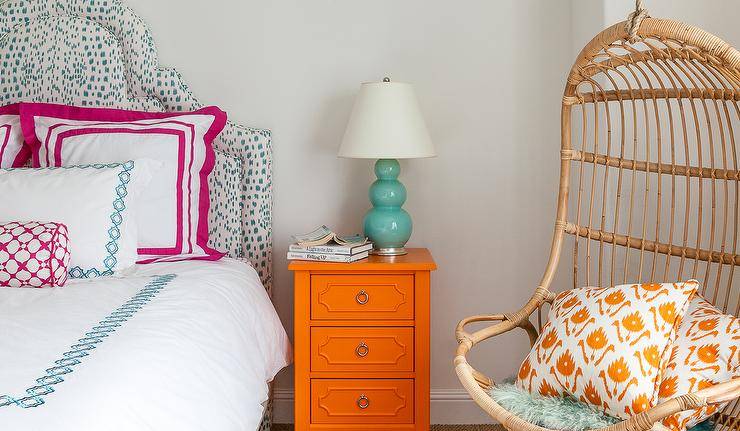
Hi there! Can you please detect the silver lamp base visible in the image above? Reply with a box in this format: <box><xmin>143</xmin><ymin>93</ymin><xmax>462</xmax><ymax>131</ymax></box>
<box><xmin>370</xmin><ymin>247</ymin><xmax>407</xmax><ymax>256</ymax></box>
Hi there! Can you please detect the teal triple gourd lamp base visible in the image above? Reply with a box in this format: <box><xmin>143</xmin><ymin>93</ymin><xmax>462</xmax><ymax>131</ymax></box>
<box><xmin>338</xmin><ymin>77</ymin><xmax>435</xmax><ymax>256</ymax></box>
<box><xmin>364</xmin><ymin>158</ymin><xmax>412</xmax><ymax>256</ymax></box>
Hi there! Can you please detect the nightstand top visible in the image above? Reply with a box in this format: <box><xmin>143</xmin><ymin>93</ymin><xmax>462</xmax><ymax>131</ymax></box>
<box><xmin>288</xmin><ymin>247</ymin><xmax>436</xmax><ymax>271</ymax></box>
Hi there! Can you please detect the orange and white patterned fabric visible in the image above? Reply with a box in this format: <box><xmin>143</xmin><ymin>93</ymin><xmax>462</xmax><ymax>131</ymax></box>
<box><xmin>516</xmin><ymin>281</ymin><xmax>698</xmax><ymax>420</ymax></box>
<box><xmin>658</xmin><ymin>295</ymin><xmax>739</xmax><ymax>431</ymax></box>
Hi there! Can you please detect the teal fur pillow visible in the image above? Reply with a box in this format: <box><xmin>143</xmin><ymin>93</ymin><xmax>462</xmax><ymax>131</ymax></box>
<box><xmin>490</xmin><ymin>382</ymin><xmax>712</xmax><ymax>431</ymax></box>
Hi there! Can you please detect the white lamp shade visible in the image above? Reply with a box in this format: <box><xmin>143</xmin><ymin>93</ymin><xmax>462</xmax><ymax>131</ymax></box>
<box><xmin>338</xmin><ymin>80</ymin><xmax>436</xmax><ymax>159</ymax></box>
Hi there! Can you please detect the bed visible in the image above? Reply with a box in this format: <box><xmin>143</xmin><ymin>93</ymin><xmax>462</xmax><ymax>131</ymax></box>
<box><xmin>0</xmin><ymin>0</ymin><xmax>287</xmax><ymax>430</ymax></box>
<box><xmin>0</xmin><ymin>258</ymin><xmax>290</xmax><ymax>430</ymax></box>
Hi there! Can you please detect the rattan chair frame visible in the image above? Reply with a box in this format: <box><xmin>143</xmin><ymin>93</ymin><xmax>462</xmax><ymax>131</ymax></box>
<box><xmin>455</xmin><ymin>16</ymin><xmax>740</xmax><ymax>431</ymax></box>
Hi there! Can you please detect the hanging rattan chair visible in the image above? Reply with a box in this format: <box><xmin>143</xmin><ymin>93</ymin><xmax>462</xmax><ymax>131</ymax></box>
<box><xmin>455</xmin><ymin>2</ymin><xmax>740</xmax><ymax>431</ymax></box>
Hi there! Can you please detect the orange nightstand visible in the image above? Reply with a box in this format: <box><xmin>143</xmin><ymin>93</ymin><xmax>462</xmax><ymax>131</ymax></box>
<box><xmin>289</xmin><ymin>248</ymin><xmax>436</xmax><ymax>430</ymax></box>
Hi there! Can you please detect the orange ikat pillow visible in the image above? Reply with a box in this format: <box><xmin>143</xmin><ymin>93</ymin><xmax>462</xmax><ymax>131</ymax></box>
<box><xmin>516</xmin><ymin>280</ymin><xmax>698</xmax><ymax>420</ymax></box>
<box><xmin>658</xmin><ymin>295</ymin><xmax>739</xmax><ymax>431</ymax></box>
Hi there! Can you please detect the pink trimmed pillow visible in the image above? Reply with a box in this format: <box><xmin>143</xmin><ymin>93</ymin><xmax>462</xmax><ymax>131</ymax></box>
<box><xmin>0</xmin><ymin>221</ymin><xmax>71</xmax><ymax>287</ymax></box>
<box><xmin>0</xmin><ymin>104</ymin><xmax>27</xmax><ymax>167</ymax></box>
<box><xmin>20</xmin><ymin>103</ymin><xmax>227</xmax><ymax>262</ymax></box>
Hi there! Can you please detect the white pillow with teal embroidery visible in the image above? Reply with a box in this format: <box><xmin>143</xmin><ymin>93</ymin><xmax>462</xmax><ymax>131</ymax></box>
<box><xmin>0</xmin><ymin>161</ymin><xmax>148</xmax><ymax>278</ymax></box>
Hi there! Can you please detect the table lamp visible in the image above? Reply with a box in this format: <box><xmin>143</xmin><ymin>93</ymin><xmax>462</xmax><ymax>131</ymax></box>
<box><xmin>338</xmin><ymin>77</ymin><xmax>436</xmax><ymax>256</ymax></box>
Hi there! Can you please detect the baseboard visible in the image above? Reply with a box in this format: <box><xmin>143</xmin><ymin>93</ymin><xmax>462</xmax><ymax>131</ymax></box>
<box><xmin>273</xmin><ymin>389</ymin><xmax>294</xmax><ymax>424</ymax></box>
<box><xmin>273</xmin><ymin>388</ymin><xmax>496</xmax><ymax>425</ymax></box>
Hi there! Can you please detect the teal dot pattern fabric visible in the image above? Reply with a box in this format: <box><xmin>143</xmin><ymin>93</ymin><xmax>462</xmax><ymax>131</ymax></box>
<box><xmin>0</xmin><ymin>0</ymin><xmax>273</xmax><ymax>291</ymax></box>
<box><xmin>0</xmin><ymin>1</ymin><xmax>273</xmax><ymax>428</ymax></box>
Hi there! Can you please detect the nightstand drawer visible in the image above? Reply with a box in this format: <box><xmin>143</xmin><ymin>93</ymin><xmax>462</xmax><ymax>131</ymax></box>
<box><xmin>311</xmin><ymin>274</ymin><xmax>414</xmax><ymax>320</ymax></box>
<box><xmin>311</xmin><ymin>379</ymin><xmax>414</xmax><ymax>424</ymax></box>
<box><xmin>311</xmin><ymin>327</ymin><xmax>414</xmax><ymax>372</ymax></box>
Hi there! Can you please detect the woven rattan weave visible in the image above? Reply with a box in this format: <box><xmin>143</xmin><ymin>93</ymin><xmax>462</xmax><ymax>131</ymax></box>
<box><xmin>455</xmin><ymin>4</ymin><xmax>739</xmax><ymax>431</ymax></box>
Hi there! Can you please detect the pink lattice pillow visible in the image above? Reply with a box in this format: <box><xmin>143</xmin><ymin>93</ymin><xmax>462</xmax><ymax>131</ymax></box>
<box><xmin>0</xmin><ymin>221</ymin><xmax>70</xmax><ymax>287</ymax></box>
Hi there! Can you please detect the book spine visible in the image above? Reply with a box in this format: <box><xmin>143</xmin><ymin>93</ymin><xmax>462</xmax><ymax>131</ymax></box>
<box><xmin>289</xmin><ymin>244</ymin><xmax>353</xmax><ymax>255</ymax></box>
<box><xmin>287</xmin><ymin>252</ymin><xmax>355</xmax><ymax>263</ymax></box>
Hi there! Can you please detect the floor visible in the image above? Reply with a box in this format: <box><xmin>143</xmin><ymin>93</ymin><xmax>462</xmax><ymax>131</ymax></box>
<box><xmin>273</xmin><ymin>426</ymin><xmax>504</xmax><ymax>431</ymax></box>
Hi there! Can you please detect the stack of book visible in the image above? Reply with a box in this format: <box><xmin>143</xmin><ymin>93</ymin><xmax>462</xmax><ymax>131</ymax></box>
<box><xmin>288</xmin><ymin>225</ymin><xmax>372</xmax><ymax>263</ymax></box>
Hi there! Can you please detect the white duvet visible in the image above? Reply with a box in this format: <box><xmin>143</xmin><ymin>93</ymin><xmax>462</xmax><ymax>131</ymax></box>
<box><xmin>0</xmin><ymin>258</ymin><xmax>291</xmax><ymax>431</ymax></box>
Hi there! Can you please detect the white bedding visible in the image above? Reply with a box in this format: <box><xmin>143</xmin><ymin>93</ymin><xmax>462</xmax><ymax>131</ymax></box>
<box><xmin>0</xmin><ymin>258</ymin><xmax>291</xmax><ymax>431</ymax></box>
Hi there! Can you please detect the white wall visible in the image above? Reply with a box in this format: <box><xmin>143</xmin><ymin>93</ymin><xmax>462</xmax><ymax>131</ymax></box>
<box><xmin>123</xmin><ymin>0</ymin><xmax>738</xmax><ymax>424</ymax></box>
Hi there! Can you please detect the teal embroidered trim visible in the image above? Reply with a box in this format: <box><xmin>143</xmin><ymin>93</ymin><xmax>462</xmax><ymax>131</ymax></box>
<box><xmin>0</xmin><ymin>274</ymin><xmax>176</xmax><ymax>409</ymax></box>
<box><xmin>67</xmin><ymin>161</ymin><xmax>135</xmax><ymax>278</ymax></box>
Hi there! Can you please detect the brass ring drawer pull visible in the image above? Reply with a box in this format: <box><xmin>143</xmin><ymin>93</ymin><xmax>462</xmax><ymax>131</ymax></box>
<box><xmin>355</xmin><ymin>341</ymin><xmax>369</xmax><ymax>357</ymax></box>
<box><xmin>355</xmin><ymin>290</ymin><xmax>369</xmax><ymax>305</ymax></box>
<box><xmin>357</xmin><ymin>394</ymin><xmax>370</xmax><ymax>409</ymax></box>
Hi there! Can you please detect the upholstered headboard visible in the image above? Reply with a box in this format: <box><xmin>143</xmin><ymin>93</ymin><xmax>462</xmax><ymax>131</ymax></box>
<box><xmin>0</xmin><ymin>0</ymin><xmax>273</xmax><ymax>290</ymax></box>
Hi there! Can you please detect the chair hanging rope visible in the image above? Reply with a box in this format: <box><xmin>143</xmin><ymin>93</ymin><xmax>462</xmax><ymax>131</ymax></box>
<box><xmin>625</xmin><ymin>0</ymin><xmax>648</xmax><ymax>42</ymax></box>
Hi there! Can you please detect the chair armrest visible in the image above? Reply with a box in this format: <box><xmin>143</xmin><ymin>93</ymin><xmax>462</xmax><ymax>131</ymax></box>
<box><xmin>456</xmin><ymin>286</ymin><xmax>555</xmax><ymax>348</ymax></box>
<box><xmin>454</xmin><ymin>287</ymin><xmax>556</xmax><ymax>391</ymax></box>
<box><xmin>694</xmin><ymin>378</ymin><xmax>740</xmax><ymax>405</ymax></box>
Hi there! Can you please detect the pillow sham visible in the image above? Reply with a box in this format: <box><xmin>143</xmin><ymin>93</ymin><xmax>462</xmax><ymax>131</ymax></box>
<box><xmin>20</xmin><ymin>103</ymin><xmax>227</xmax><ymax>262</ymax></box>
<box><xmin>0</xmin><ymin>221</ymin><xmax>71</xmax><ymax>287</ymax></box>
<box><xmin>516</xmin><ymin>281</ymin><xmax>698</xmax><ymax>420</ymax></box>
<box><xmin>658</xmin><ymin>295</ymin><xmax>739</xmax><ymax>431</ymax></box>
<box><xmin>0</xmin><ymin>104</ymin><xmax>27</xmax><ymax>167</ymax></box>
<box><xmin>0</xmin><ymin>161</ymin><xmax>144</xmax><ymax>278</ymax></box>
